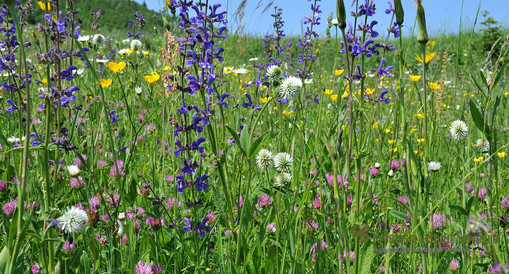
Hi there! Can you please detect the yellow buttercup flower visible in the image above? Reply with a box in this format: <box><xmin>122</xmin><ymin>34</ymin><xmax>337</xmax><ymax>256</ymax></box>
<box><xmin>409</xmin><ymin>75</ymin><xmax>422</xmax><ymax>82</ymax></box>
<box><xmin>330</xmin><ymin>94</ymin><xmax>339</xmax><ymax>101</ymax></box>
<box><xmin>416</xmin><ymin>113</ymin><xmax>425</xmax><ymax>119</ymax></box>
<box><xmin>428</xmin><ymin>82</ymin><xmax>440</xmax><ymax>90</ymax></box>
<box><xmin>37</xmin><ymin>1</ymin><xmax>51</xmax><ymax>11</ymax></box>
<box><xmin>365</xmin><ymin>88</ymin><xmax>374</xmax><ymax>95</ymax></box>
<box><xmin>385</xmin><ymin>128</ymin><xmax>391</xmax><ymax>133</ymax></box>
<box><xmin>388</xmin><ymin>140</ymin><xmax>396</xmax><ymax>144</ymax></box>
<box><xmin>497</xmin><ymin>152</ymin><xmax>506</xmax><ymax>158</ymax></box>
<box><xmin>324</xmin><ymin>89</ymin><xmax>333</xmax><ymax>95</ymax></box>
<box><xmin>100</xmin><ymin>79</ymin><xmax>112</xmax><ymax>88</ymax></box>
<box><xmin>373</xmin><ymin>122</ymin><xmax>379</xmax><ymax>129</ymax></box>
<box><xmin>144</xmin><ymin>72</ymin><xmax>160</xmax><ymax>84</ymax></box>
<box><xmin>417</xmin><ymin>138</ymin><xmax>425</xmax><ymax>143</ymax></box>
<box><xmin>107</xmin><ymin>61</ymin><xmax>126</xmax><ymax>73</ymax></box>
<box><xmin>474</xmin><ymin>157</ymin><xmax>483</xmax><ymax>163</ymax></box>
<box><xmin>415</xmin><ymin>52</ymin><xmax>435</xmax><ymax>65</ymax></box>
<box><xmin>259</xmin><ymin>97</ymin><xmax>268</xmax><ymax>103</ymax></box>
<box><xmin>333</xmin><ymin>69</ymin><xmax>344</xmax><ymax>76</ymax></box>
<box><xmin>41</xmin><ymin>78</ymin><xmax>48</xmax><ymax>85</ymax></box>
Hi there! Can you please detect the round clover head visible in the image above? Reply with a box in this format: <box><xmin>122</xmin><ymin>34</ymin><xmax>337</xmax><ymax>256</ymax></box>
<box><xmin>256</xmin><ymin>149</ymin><xmax>273</xmax><ymax>169</ymax></box>
<box><xmin>58</xmin><ymin>206</ymin><xmax>89</xmax><ymax>233</ymax></box>
<box><xmin>266</xmin><ymin>65</ymin><xmax>283</xmax><ymax>86</ymax></box>
<box><xmin>275</xmin><ymin>172</ymin><xmax>292</xmax><ymax>187</ymax></box>
<box><xmin>450</xmin><ymin>120</ymin><xmax>468</xmax><ymax>140</ymax></box>
<box><xmin>280</xmin><ymin>76</ymin><xmax>302</xmax><ymax>101</ymax></box>
<box><xmin>273</xmin><ymin>152</ymin><xmax>293</xmax><ymax>173</ymax></box>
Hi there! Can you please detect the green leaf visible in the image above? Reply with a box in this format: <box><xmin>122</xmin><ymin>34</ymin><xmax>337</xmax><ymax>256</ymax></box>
<box><xmin>240</xmin><ymin>128</ymin><xmax>249</xmax><ymax>154</ymax></box>
<box><xmin>469</xmin><ymin>99</ymin><xmax>491</xmax><ymax>138</ymax></box>
<box><xmin>466</xmin><ymin>196</ymin><xmax>475</xmax><ymax>215</ymax></box>
<box><xmin>492</xmin><ymin>64</ymin><xmax>505</xmax><ymax>88</ymax></box>
<box><xmin>479</xmin><ymin>70</ymin><xmax>489</xmax><ymax>89</ymax></box>
<box><xmin>470</xmin><ymin>72</ymin><xmax>486</xmax><ymax>95</ymax></box>
<box><xmin>361</xmin><ymin>245</ymin><xmax>375</xmax><ymax>274</ymax></box>
<box><xmin>226</xmin><ymin>126</ymin><xmax>247</xmax><ymax>156</ymax></box>
<box><xmin>449</xmin><ymin>205</ymin><xmax>468</xmax><ymax>215</ymax></box>
<box><xmin>389</xmin><ymin>210</ymin><xmax>410</xmax><ymax>223</ymax></box>
<box><xmin>248</xmin><ymin>132</ymin><xmax>268</xmax><ymax>159</ymax></box>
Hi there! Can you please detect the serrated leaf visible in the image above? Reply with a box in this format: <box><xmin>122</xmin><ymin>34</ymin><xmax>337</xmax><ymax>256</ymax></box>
<box><xmin>226</xmin><ymin>126</ymin><xmax>247</xmax><ymax>156</ymax></box>
<box><xmin>389</xmin><ymin>210</ymin><xmax>410</xmax><ymax>222</ymax></box>
<box><xmin>361</xmin><ymin>245</ymin><xmax>374</xmax><ymax>274</ymax></box>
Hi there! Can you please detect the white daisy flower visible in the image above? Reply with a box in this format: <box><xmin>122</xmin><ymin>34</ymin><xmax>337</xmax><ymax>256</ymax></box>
<box><xmin>275</xmin><ymin>172</ymin><xmax>292</xmax><ymax>187</ymax></box>
<box><xmin>118</xmin><ymin>48</ymin><xmax>130</xmax><ymax>55</ymax></box>
<box><xmin>331</xmin><ymin>18</ymin><xmax>339</xmax><ymax>25</ymax></box>
<box><xmin>67</xmin><ymin>165</ymin><xmax>80</xmax><ymax>177</ymax></box>
<box><xmin>428</xmin><ymin>161</ymin><xmax>442</xmax><ymax>172</ymax></box>
<box><xmin>96</xmin><ymin>59</ymin><xmax>109</xmax><ymax>64</ymax></box>
<box><xmin>77</xmin><ymin>35</ymin><xmax>90</xmax><ymax>42</ymax></box>
<box><xmin>273</xmin><ymin>152</ymin><xmax>293</xmax><ymax>173</ymax></box>
<box><xmin>280</xmin><ymin>76</ymin><xmax>302</xmax><ymax>101</ymax></box>
<box><xmin>58</xmin><ymin>207</ymin><xmax>88</xmax><ymax>233</ymax></box>
<box><xmin>7</xmin><ymin>136</ymin><xmax>25</xmax><ymax>143</ymax></box>
<box><xmin>256</xmin><ymin>149</ymin><xmax>273</xmax><ymax>169</ymax></box>
<box><xmin>232</xmin><ymin>67</ymin><xmax>248</xmax><ymax>74</ymax></box>
<box><xmin>450</xmin><ymin>120</ymin><xmax>468</xmax><ymax>140</ymax></box>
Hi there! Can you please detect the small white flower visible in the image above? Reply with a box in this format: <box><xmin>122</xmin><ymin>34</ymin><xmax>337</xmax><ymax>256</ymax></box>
<box><xmin>58</xmin><ymin>207</ymin><xmax>88</xmax><ymax>233</ymax></box>
<box><xmin>7</xmin><ymin>136</ymin><xmax>25</xmax><ymax>143</ymax></box>
<box><xmin>266</xmin><ymin>65</ymin><xmax>283</xmax><ymax>85</ymax></box>
<box><xmin>428</xmin><ymin>161</ymin><xmax>442</xmax><ymax>172</ymax></box>
<box><xmin>475</xmin><ymin>138</ymin><xmax>490</xmax><ymax>152</ymax></box>
<box><xmin>117</xmin><ymin>212</ymin><xmax>126</xmax><ymax>236</ymax></box>
<box><xmin>374</xmin><ymin>162</ymin><xmax>381</xmax><ymax>168</ymax></box>
<box><xmin>91</xmin><ymin>34</ymin><xmax>105</xmax><ymax>45</ymax></box>
<box><xmin>304</xmin><ymin>78</ymin><xmax>313</xmax><ymax>84</ymax></box>
<box><xmin>118</xmin><ymin>48</ymin><xmax>130</xmax><ymax>55</ymax></box>
<box><xmin>450</xmin><ymin>120</ymin><xmax>468</xmax><ymax>140</ymax></box>
<box><xmin>273</xmin><ymin>152</ymin><xmax>293</xmax><ymax>173</ymax></box>
<box><xmin>331</xmin><ymin>18</ymin><xmax>339</xmax><ymax>25</ymax></box>
<box><xmin>275</xmin><ymin>172</ymin><xmax>292</xmax><ymax>186</ymax></box>
<box><xmin>67</xmin><ymin>165</ymin><xmax>80</xmax><ymax>177</ymax></box>
<box><xmin>76</xmin><ymin>68</ymin><xmax>85</xmax><ymax>75</ymax></box>
<box><xmin>135</xmin><ymin>86</ymin><xmax>142</xmax><ymax>95</ymax></box>
<box><xmin>280</xmin><ymin>76</ymin><xmax>302</xmax><ymax>101</ymax></box>
<box><xmin>130</xmin><ymin>39</ymin><xmax>142</xmax><ymax>51</ymax></box>
<box><xmin>388</xmin><ymin>170</ymin><xmax>394</xmax><ymax>177</ymax></box>
<box><xmin>232</xmin><ymin>67</ymin><xmax>248</xmax><ymax>74</ymax></box>
<box><xmin>96</xmin><ymin>59</ymin><xmax>109</xmax><ymax>64</ymax></box>
<box><xmin>121</xmin><ymin>39</ymin><xmax>131</xmax><ymax>44</ymax></box>
<box><xmin>249</xmin><ymin>57</ymin><xmax>259</xmax><ymax>61</ymax></box>
<box><xmin>77</xmin><ymin>35</ymin><xmax>90</xmax><ymax>42</ymax></box>
<box><xmin>256</xmin><ymin>149</ymin><xmax>273</xmax><ymax>169</ymax></box>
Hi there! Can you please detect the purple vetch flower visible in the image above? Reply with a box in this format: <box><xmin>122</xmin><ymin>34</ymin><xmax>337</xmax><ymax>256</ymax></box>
<box><xmin>312</xmin><ymin>197</ymin><xmax>323</xmax><ymax>209</ymax></box>
<box><xmin>397</xmin><ymin>196</ymin><xmax>407</xmax><ymax>204</ymax></box>
<box><xmin>478</xmin><ymin>188</ymin><xmax>487</xmax><ymax>200</ymax></box>
<box><xmin>0</xmin><ymin>180</ymin><xmax>7</xmax><ymax>192</ymax></box>
<box><xmin>5</xmin><ymin>99</ymin><xmax>18</xmax><ymax>114</ymax></box>
<box><xmin>63</xmin><ymin>240</ymin><xmax>76</xmax><ymax>253</ymax></box>
<box><xmin>310</xmin><ymin>240</ymin><xmax>328</xmax><ymax>261</ymax></box>
<box><xmin>31</xmin><ymin>263</ymin><xmax>40</xmax><ymax>274</ymax></box>
<box><xmin>198</xmin><ymin>217</ymin><xmax>211</xmax><ymax>237</ymax></box>
<box><xmin>267</xmin><ymin>222</ymin><xmax>276</xmax><ymax>233</ymax></box>
<box><xmin>502</xmin><ymin>197</ymin><xmax>509</xmax><ymax>209</ymax></box>
<box><xmin>449</xmin><ymin>259</ymin><xmax>460</xmax><ymax>271</ymax></box>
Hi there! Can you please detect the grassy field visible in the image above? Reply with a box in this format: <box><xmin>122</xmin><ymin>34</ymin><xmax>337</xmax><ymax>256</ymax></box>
<box><xmin>0</xmin><ymin>0</ymin><xmax>508</xmax><ymax>273</ymax></box>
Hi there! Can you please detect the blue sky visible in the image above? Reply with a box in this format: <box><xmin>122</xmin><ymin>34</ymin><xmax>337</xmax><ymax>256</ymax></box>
<box><xmin>135</xmin><ymin>0</ymin><xmax>508</xmax><ymax>37</ymax></box>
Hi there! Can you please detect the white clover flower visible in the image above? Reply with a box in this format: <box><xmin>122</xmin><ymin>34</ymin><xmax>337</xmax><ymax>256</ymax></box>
<box><xmin>475</xmin><ymin>138</ymin><xmax>490</xmax><ymax>152</ymax></box>
<box><xmin>67</xmin><ymin>165</ymin><xmax>80</xmax><ymax>177</ymax></box>
<box><xmin>135</xmin><ymin>86</ymin><xmax>142</xmax><ymax>95</ymax></box>
<box><xmin>388</xmin><ymin>169</ymin><xmax>394</xmax><ymax>177</ymax></box>
<box><xmin>273</xmin><ymin>152</ymin><xmax>293</xmax><ymax>173</ymax></box>
<box><xmin>280</xmin><ymin>76</ymin><xmax>302</xmax><ymax>101</ymax></box>
<box><xmin>275</xmin><ymin>172</ymin><xmax>292</xmax><ymax>187</ymax></box>
<box><xmin>58</xmin><ymin>207</ymin><xmax>88</xmax><ymax>233</ymax></box>
<box><xmin>450</xmin><ymin>120</ymin><xmax>468</xmax><ymax>140</ymax></box>
<box><xmin>130</xmin><ymin>39</ymin><xmax>142</xmax><ymax>51</ymax></box>
<box><xmin>77</xmin><ymin>35</ymin><xmax>90</xmax><ymax>42</ymax></box>
<box><xmin>256</xmin><ymin>149</ymin><xmax>273</xmax><ymax>169</ymax></box>
<box><xmin>374</xmin><ymin>162</ymin><xmax>381</xmax><ymax>168</ymax></box>
<box><xmin>91</xmin><ymin>34</ymin><xmax>105</xmax><ymax>45</ymax></box>
<box><xmin>331</xmin><ymin>18</ymin><xmax>339</xmax><ymax>25</ymax></box>
<box><xmin>232</xmin><ymin>67</ymin><xmax>248</xmax><ymax>74</ymax></box>
<box><xmin>428</xmin><ymin>161</ymin><xmax>442</xmax><ymax>172</ymax></box>
<box><xmin>266</xmin><ymin>65</ymin><xmax>283</xmax><ymax>85</ymax></box>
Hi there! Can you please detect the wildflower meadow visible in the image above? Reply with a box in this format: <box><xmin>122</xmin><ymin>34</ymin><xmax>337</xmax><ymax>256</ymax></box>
<box><xmin>0</xmin><ymin>0</ymin><xmax>508</xmax><ymax>273</ymax></box>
